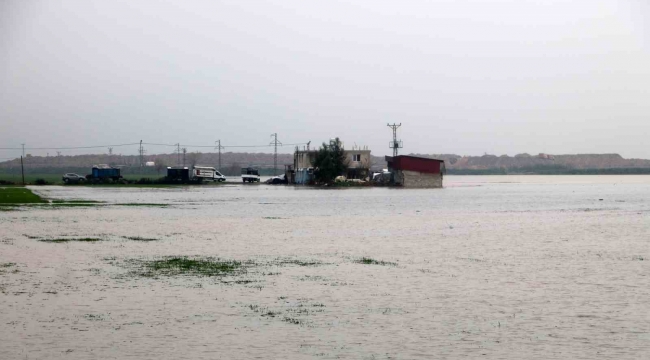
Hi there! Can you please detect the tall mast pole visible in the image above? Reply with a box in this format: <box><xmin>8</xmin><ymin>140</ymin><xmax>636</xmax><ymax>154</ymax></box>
<box><xmin>215</xmin><ymin>140</ymin><xmax>224</xmax><ymax>171</ymax></box>
<box><xmin>387</xmin><ymin>123</ymin><xmax>402</xmax><ymax>157</ymax></box>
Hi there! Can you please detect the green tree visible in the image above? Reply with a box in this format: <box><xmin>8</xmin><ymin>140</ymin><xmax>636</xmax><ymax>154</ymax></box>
<box><xmin>313</xmin><ymin>138</ymin><xmax>347</xmax><ymax>184</ymax></box>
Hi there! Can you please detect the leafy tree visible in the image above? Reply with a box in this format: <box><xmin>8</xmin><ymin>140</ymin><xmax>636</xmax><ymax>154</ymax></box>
<box><xmin>154</xmin><ymin>159</ymin><xmax>167</xmax><ymax>175</ymax></box>
<box><xmin>313</xmin><ymin>138</ymin><xmax>347</xmax><ymax>184</ymax></box>
<box><xmin>186</xmin><ymin>152</ymin><xmax>201</xmax><ymax>168</ymax></box>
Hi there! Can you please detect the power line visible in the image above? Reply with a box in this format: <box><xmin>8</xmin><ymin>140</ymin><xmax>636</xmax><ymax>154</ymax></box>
<box><xmin>0</xmin><ymin>142</ymin><xmax>140</xmax><ymax>150</ymax></box>
<box><xmin>0</xmin><ymin>141</ymin><xmax>309</xmax><ymax>151</ymax></box>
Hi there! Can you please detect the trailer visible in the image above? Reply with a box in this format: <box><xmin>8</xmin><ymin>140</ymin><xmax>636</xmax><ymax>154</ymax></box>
<box><xmin>241</xmin><ymin>167</ymin><xmax>260</xmax><ymax>183</ymax></box>
<box><xmin>87</xmin><ymin>164</ymin><xmax>122</xmax><ymax>182</ymax></box>
<box><xmin>167</xmin><ymin>166</ymin><xmax>221</xmax><ymax>183</ymax></box>
<box><xmin>167</xmin><ymin>167</ymin><xmax>191</xmax><ymax>182</ymax></box>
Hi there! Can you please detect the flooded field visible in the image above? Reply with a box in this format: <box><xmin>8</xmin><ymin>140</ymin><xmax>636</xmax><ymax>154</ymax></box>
<box><xmin>1</xmin><ymin>175</ymin><xmax>649</xmax><ymax>359</ymax></box>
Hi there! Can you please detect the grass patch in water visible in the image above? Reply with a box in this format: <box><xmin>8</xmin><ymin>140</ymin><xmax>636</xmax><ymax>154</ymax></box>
<box><xmin>282</xmin><ymin>317</ymin><xmax>304</xmax><ymax>325</ymax></box>
<box><xmin>40</xmin><ymin>238</ymin><xmax>103</xmax><ymax>243</ymax></box>
<box><xmin>122</xmin><ymin>236</ymin><xmax>160</xmax><ymax>242</ymax></box>
<box><xmin>115</xmin><ymin>203</ymin><xmax>169</xmax><ymax>207</ymax></box>
<box><xmin>355</xmin><ymin>257</ymin><xmax>397</xmax><ymax>266</ymax></box>
<box><xmin>0</xmin><ymin>188</ymin><xmax>47</xmax><ymax>204</ymax></box>
<box><xmin>0</xmin><ymin>263</ymin><xmax>17</xmax><ymax>275</ymax></box>
<box><xmin>83</xmin><ymin>314</ymin><xmax>105</xmax><ymax>321</ymax></box>
<box><xmin>273</xmin><ymin>258</ymin><xmax>322</xmax><ymax>267</ymax></box>
<box><xmin>129</xmin><ymin>257</ymin><xmax>242</xmax><ymax>277</ymax></box>
<box><xmin>47</xmin><ymin>203</ymin><xmax>102</xmax><ymax>208</ymax></box>
<box><xmin>52</xmin><ymin>200</ymin><xmax>103</xmax><ymax>204</ymax></box>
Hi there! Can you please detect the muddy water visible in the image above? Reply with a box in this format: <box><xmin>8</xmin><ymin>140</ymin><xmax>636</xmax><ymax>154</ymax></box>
<box><xmin>1</xmin><ymin>176</ymin><xmax>649</xmax><ymax>359</ymax></box>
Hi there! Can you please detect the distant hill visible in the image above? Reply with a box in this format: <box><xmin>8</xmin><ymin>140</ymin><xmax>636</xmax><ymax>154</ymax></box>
<box><xmin>0</xmin><ymin>152</ymin><xmax>292</xmax><ymax>169</ymax></box>
<box><xmin>2</xmin><ymin>151</ymin><xmax>650</xmax><ymax>175</ymax></box>
<box><xmin>409</xmin><ymin>153</ymin><xmax>650</xmax><ymax>174</ymax></box>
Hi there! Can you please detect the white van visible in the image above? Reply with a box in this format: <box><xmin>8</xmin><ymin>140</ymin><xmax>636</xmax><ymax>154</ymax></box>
<box><xmin>213</xmin><ymin>170</ymin><xmax>226</xmax><ymax>182</ymax></box>
<box><xmin>193</xmin><ymin>166</ymin><xmax>217</xmax><ymax>182</ymax></box>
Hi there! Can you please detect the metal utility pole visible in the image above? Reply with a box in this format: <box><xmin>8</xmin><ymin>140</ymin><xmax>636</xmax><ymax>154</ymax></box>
<box><xmin>182</xmin><ymin>148</ymin><xmax>187</xmax><ymax>167</ymax></box>
<box><xmin>215</xmin><ymin>140</ymin><xmax>224</xmax><ymax>171</ymax></box>
<box><xmin>270</xmin><ymin>133</ymin><xmax>282</xmax><ymax>176</ymax></box>
<box><xmin>139</xmin><ymin>140</ymin><xmax>144</xmax><ymax>167</ymax></box>
<box><xmin>108</xmin><ymin>147</ymin><xmax>113</xmax><ymax>155</ymax></box>
<box><xmin>176</xmin><ymin>143</ymin><xmax>181</xmax><ymax>166</ymax></box>
<box><xmin>21</xmin><ymin>143</ymin><xmax>25</xmax><ymax>158</ymax></box>
<box><xmin>20</xmin><ymin>156</ymin><xmax>25</xmax><ymax>186</ymax></box>
<box><xmin>387</xmin><ymin>123</ymin><xmax>402</xmax><ymax>157</ymax></box>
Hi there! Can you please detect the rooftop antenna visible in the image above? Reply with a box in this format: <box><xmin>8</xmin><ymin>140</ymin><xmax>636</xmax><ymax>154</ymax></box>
<box><xmin>387</xmin><ymin>123</ymin><xmax>402</xmax><ymax>157</ymax></box>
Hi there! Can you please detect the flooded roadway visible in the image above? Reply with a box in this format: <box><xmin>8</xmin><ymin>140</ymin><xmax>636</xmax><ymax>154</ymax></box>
<box><xmin>1</xmin><ymin>176</ymin><xmax>649</xmax><ymax>359</ymax></box>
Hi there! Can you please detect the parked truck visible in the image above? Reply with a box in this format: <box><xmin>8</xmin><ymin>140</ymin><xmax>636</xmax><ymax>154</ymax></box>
<box><xmin>167</xmin><ymin>166</ymin><xmax>223</xmax><ymax>183</ymax></box>
<box><xmin>241</xmin><ymin>167</ymin><xmax>260</xmax><ymax>183</ymax></box>
<box><xmin>192</xmin><ymin>166</ymin><xmax>217</xmax><ymax>182</ymax></box>
<box><xmin>87</xmin><ymin>165</ymin><xmax>122</xmax><ymax>183</ymax></box>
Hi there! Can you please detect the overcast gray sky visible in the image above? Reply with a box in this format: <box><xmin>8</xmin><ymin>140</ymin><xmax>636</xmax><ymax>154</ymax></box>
<box><xmin>1</xmin><ymin>0</ymin><xmax>648</xmax><ymax>158</ymax></box>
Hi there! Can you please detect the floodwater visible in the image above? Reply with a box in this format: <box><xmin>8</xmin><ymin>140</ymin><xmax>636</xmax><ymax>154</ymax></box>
<box><xmin>1</xmin><ymin>175</ymin><xmax>649</xmax><ymax>359</ymax></box>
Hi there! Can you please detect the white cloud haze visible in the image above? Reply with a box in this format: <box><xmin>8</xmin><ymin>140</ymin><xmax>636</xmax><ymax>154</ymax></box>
<box><xmin>1</xmin><ymin>0</ymin><xmax>648</xmax><ymax>158</ymax></box>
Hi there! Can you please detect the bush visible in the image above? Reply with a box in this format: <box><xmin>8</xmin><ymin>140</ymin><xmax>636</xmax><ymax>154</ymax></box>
<box><xmin>313</xmin><ymin>138</ymin><xmax>347</xmax><ymax>184</ymax></box>
<box><xmin>0</xmin><ymin>180</ymin><xmax>15</xmax><ymax>185</ymax></box>
<box><xmin>34</xmin><ymin>178</ymin><xmax>51</xmax><ymax>185</ymax></box>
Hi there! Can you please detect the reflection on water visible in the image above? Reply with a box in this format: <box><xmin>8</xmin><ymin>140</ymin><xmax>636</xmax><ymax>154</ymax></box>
<box><xmin>1</xmin><ymin>176</ymin><xmax>649</xmax><ymax>359</ymax></box>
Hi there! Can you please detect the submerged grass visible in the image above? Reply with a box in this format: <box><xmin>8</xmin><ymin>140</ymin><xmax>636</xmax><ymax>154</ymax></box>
<box><xmin>39</xmin><ymin>238</ymin><xmax>103</xmax><ymax>243</ymax></box>
<box><xmin>46</xmin><ymin>203</ymin><xmax>102</xmax><ymax>208</ymax></box>
<box><xmin>115</xmin><ymin>203</ymin><xmax>169</xmax><ymax>207</ymax></box>
<box><xmin>52</xmin><ymin>200</ymin><xmax>103</xmax><ymax>204</ymax></box>
<box><xmin>273</xmin><ymin>258</ymin><xmax>323</xmax><ymax>267</ymax></box>
<box><xmin>122</xmin><ymin>236</ymin><xmax>160</xmax><ymax>242</ymax></box>
<box><xmin>127</xmin><ymin>257</ymin><xmax>243</xmax><ymax>277</ymax></box>
<box><xmin>355</xmin><ymin>257</ymin><xmax>397</xmax><ymax>266</ymax></box>
<box><xmin>0</xmin><ymin>263</ymin><xmax>16</xmax><ymax>275</ymax></box>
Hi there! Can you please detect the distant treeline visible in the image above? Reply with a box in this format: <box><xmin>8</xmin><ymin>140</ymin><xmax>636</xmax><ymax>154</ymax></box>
<box><xmin>447</xmin><ymin>165</ymin><xmax>650</xmax><ymax>175</ymax></box>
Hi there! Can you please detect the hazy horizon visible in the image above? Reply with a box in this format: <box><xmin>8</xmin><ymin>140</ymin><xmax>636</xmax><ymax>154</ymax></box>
<box><xmin>2</xmin><ymin>0</ymin><xmax>648</xmax><ymax>159</ymax></box>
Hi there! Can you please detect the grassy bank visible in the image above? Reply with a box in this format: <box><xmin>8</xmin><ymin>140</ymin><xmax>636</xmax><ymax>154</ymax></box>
<box><xmin>0</xmin><ymin>188</ymin><xmax>47</xmax><ymax>204</ymax></box>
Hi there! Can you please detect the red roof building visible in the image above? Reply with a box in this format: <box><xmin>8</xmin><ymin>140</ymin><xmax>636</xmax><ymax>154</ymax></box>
<box><xmin>385</xmin><ymin>155</ymin><xmax>445</xmax><ymax>188</ymax></box>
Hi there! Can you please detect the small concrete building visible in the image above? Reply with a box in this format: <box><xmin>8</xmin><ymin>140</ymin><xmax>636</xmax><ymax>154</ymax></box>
<box><xmin>385</xmin><ymin>155</ymin><xmax>445</xmax><ymax>188</ymax></box>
